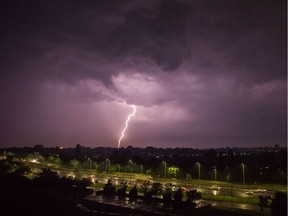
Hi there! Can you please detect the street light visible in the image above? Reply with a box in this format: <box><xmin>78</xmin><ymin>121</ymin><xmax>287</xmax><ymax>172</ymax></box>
<box><xmin>213</xmin><ymin>167</ymin><xmax>217</xmax><ymax>181</ymax></box>
<box><xmin>196</xmin><ymin>162</ymin><xmax>201</xmax><ymax>181</ymax></box>
<box><xmin>241</xmin><ymin>163</ymin><xmax>245</xmax><ymax>185</ymax></box>
<box><xmin>128</xmin><ymin>159</ymin><xmax>133</xmax><ymax>182</ymax></box>
<box><xmin>162</xmin><ymin>161</ymin><xmax>167</xmax><ymax>178</ymax></box>
<box><xmin>106</xmin><ymin>159</ymin><xmax>110</xmax><ymax>174</ymax></box>
<box><xmin>128</xmin><ymin>159</ymin><xmax>133</xmax><ymax>173</ymax></box>
<box><xmin>95</xmin><ymin>162</ymin><xmax>98</xmax><ymax>173</ymax></box>
<box><xmin>87</xmin><ymin>158</ymin><xmax>91</xmax><ymax>169</ymax></box>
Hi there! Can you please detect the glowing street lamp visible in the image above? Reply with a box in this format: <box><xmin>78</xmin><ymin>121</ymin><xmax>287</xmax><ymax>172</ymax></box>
<box><xmin>241</xmin><ymin>163</ymin><xmax>245</xmax><ymax>185</ymax></box>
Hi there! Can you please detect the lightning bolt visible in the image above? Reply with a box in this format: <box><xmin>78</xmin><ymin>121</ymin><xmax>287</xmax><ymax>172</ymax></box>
<box><xmin>118</xmin><ymin>101</ymin><xmax>136</xmax><ymax>148</ymax></box>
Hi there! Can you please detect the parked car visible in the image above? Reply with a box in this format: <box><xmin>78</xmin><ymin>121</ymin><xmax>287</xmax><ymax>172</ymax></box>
<box><xmin>245</xmin><ymin>191</ymin><xmax>254</xmax><ymax>196</ymax></box>
<box><xmin>211</xmin><ymin>185</ymin><xmax>221</xmax><ymax>190</ymax></box>
<box><xmin>254</xmin><ymin>188</ymin><xmax>267</xmax><ymax>193</ymax></box>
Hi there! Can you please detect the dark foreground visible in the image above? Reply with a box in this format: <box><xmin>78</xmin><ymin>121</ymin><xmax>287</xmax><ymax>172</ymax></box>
<box><xmin>1</xmin><ymin>174</ymin><xmax>269</xmax><ymax>216</ymax></box>
<box><xmin>1</xmin><ymin>163</ymin><xmax>286</xmax><ymax>216</ymax></box>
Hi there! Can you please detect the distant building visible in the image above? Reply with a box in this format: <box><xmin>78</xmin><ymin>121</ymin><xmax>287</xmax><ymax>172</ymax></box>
<box><xmin>75</xmin><ymin>144</ymin><xmax>82</xmax><ymax>161</ymax></box>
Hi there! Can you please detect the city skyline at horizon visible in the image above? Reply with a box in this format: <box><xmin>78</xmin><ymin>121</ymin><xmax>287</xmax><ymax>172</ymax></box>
<box><xmin>1</xmin><ymin>143</ymin><xmax>285</xmax><ymax>150</ymax></box>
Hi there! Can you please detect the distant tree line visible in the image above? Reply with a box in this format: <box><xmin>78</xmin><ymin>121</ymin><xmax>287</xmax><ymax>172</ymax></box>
<box><xmin>0</xmin><ymin>145</ymin><xmax>286</xmax><ymax>184</ymax></box>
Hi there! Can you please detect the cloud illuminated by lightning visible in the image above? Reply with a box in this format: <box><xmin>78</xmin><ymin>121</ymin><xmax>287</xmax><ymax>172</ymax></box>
<box><xmin>118</xmin><ymin>101</ymin><xmax>136</xmax><ymax>148</ymax></box>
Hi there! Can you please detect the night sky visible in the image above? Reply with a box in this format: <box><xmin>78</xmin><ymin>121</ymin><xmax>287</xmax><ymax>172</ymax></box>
<box><xmin>0</xmin><ymin>0</ymin><xmax>286</xmax><ymax>148</ymax></box>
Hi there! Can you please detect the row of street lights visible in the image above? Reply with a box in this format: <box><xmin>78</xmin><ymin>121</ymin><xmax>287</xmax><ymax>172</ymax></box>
<box><xmin>162</xmin><ymin>161</ymin><xmax>245</xmax><ymax>184</ymax></box>
<box><xmin>89</xmin><ymin>158</ymin><xmax>246</xmax><ymax>185</ymax></box>
<box><xmin>195</xmin><ymin>162</ymin><xmax>245</xmax><ymax>185</ymax></box>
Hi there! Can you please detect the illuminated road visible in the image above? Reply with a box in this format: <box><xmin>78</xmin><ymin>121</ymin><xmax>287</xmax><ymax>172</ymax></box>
<box><xmin>29</xmin><ymin>161</ymin><xmax>277</xmax><ymax>199</ymax></box>
<box><xmin>189</xmin><ymin>185</ymin><xmax>274</xmax><ymax>198</ymax></box>
<box><xmin>26</xmin><ymin>161</ymin><xmax>280</xmax><ymax>213</ymax></box>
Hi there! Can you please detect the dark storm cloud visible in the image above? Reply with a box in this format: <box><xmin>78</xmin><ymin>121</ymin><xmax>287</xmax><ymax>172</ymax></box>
<box><xmin>1</xmin><ymin>0</ymin><xmax>285</xmax><ymax>83</ymax></box>
<box><xmin>0</xmin><ymin>0</ymin><xmax>286</xmax><ymax>148</ymax></box>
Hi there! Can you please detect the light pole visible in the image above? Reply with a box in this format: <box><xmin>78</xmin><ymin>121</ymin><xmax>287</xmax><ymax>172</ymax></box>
<box><xmin>129</xmin><ymin>159</ymin><xmax>133</xmax><ymax>173</ymax></box>
<box><xmin>88</xmin><ymin>158</ymin><xmax>91</xmax><ymax>169</ymax></box>
<box><xmin>128</xmin><ymin>159</ymin><xmax>133</xmax><ymax>182</ymax></box>
<box><xmin>162</xmin><ymin>161</ymin><xmax>167</xmax><ymax>178</ymax></box>
<box><xmin>106</xmin><ymin>159</ymin><xmax>110</xmax><ymax>174</ymax></box>
<box><xmin>241</xmin><ymin>163</ymin><xmax>245</xmax><ymax>185</ymax></box>
<box><xmin>196</xmin><ymin>162</ymin><xmax>201</xmax><ymax>181</ymax></box>
<box><xmin>213</xmin><ymin>167</ymin><xmax>217</xmax><ymax>181</ymax></box>
<box><xmin>95</xmin><ymin>162</ymin><xmax>97</xmax><ymax>173</ymax></box>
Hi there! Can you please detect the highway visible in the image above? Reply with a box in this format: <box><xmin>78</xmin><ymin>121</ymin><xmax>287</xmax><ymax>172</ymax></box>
<box><xmin>26</xmin><ymin>161</ymin><xmax>282</xmax><ymax>213</ymax></box>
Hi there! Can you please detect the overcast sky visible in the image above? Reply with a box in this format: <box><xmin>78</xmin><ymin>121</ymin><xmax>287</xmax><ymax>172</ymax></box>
<box><xmin>0</xmin><ymin>0</ymin><xmax>286</xmax><ymax>148</ymax></box>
